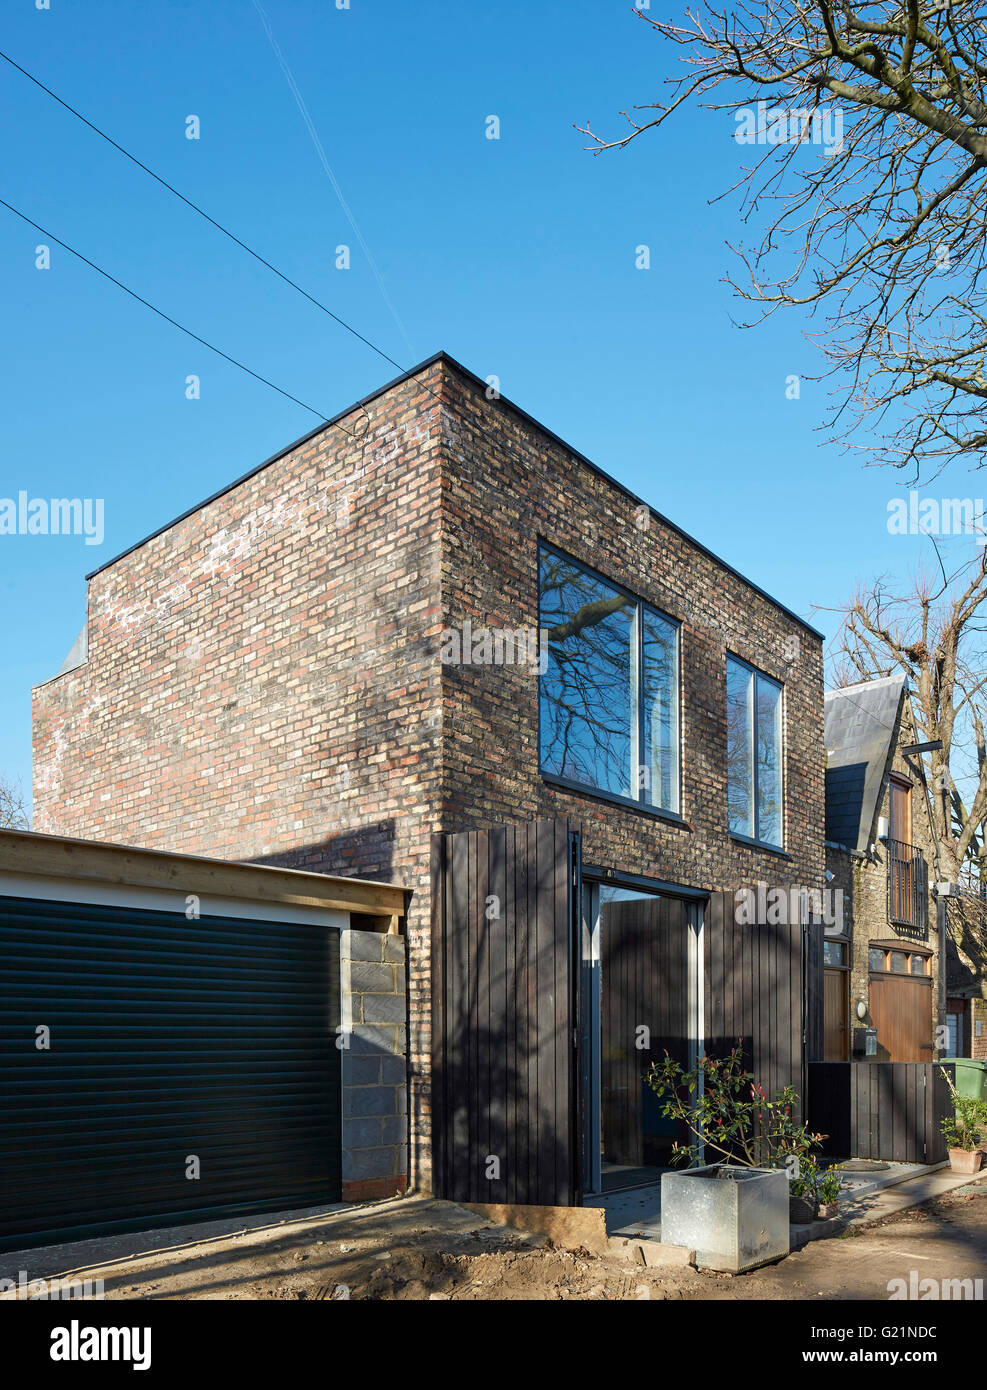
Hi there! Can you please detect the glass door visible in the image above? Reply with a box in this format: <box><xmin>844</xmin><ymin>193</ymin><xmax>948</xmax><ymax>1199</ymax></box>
<box><xmin>580</xmin><ymin>881</ymin><xmax>703</xmax><ymax>1195</ymax></box>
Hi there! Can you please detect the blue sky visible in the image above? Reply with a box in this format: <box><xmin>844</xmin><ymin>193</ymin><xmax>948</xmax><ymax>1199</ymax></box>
<box><xmin>0</xmin><ymin>0</ymin><xmax>977</xmax><ymax>813</ymax></box>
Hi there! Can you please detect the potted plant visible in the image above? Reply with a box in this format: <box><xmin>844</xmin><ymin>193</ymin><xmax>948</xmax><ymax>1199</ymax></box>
<box><xmin>788</xmin><ymin>1159</ymin><xmax>843</xmax><ymax>1222</ymax></box>
<box><xmin>940</xmin><ymin>1100</ymin><xmax>987</xmax><ymax>1174</ymax></box>
<box><xmin>788</xmin><ymin>1157</ymin><xmax>820</xmax><ymax>1224</ymax></box>
<box><xmin>940</xmin><ymin>1066</ymin><xmax>987</xmax><ymax>1173</ymax></box>
<box><xmin>815</xmin><ymin>1164</ymin><xmax>844</xmax><ymax>1219</ymax></box>
<box><xmin>648</xmin><ymin>1043</ymin><xmax>826</xmax><ymax>1269</ymax></box>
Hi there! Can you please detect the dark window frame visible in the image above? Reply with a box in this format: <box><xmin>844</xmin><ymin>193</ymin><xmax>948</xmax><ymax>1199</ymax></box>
<box><xmin>868</xmin><ymin>945</ymin><xmax>932</xmax><ymax>978</ymax></box>
<box><xmin>537</xmin><ymin>540</ymin><xmax>682</xmax><ymax>816</ymax></box>
<box><xmin>889</xmin><ymin>774</ymin><xmax>913</xmax><ymax>846</ymax></box>
<box><xmin>726</xmin><ymin>652</ymin><xmax>785</xmax><ymax>852</ymax></box>
<box><xmin>823</xmin><ymin>939</ymin><xmax>849</xmax><ymax>970</ymax></box>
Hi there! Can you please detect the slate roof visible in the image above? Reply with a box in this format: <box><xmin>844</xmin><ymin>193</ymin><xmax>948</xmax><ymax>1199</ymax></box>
<box><xmin>55</xmin><ymin>624</ymin><xmax>88</xmax><ymax>678</ymax></box>
<box><xmin>825</xmin><ymin>675</ymin><xmax>907</xmax><ymax>852</ymax></box>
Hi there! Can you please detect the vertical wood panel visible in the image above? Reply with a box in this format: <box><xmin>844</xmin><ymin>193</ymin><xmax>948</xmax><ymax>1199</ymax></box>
<box><xmin>450</xmin><ymin>832</ymin><xmax>469</xmax><ymax>1184</ymax></box>
<box><xmin>808</xmin><ymin>1061</ymin><xmax>954</xmax><ymax>1161</ymax></box>
<box><xmin>703</xmin><ymin>888</ymin><xmax>803</xmax><ymax>1152</ymax></box>
<box><xmin>474</xmin><ymin>830</ymin><xmax>490</xmax><ymax>1204</ymax></box>
<box><xmin>488</xmin><ymin>826</ymin><xmax>507</xmax><ymax>1203</ymax></box>
<box><xmin>429</xmin><ymin>832</ymin><xmax>447</xmax><ymax>1195</ymax></box>
<box><xmin>431</xmin><ymin>819</ymin><xmax>576</xmax><ymax>1205</ymax></box>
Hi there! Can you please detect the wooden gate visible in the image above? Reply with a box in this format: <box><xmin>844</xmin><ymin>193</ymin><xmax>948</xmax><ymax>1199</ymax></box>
<box><xmin>430</xmin><ymin>819</ymin><xmax>580</xmax><ymax>1206</ymax></box>
<box><xmin>808</xmin><ymin>1062</ymin><xmax>955</xmax><ymax>1163</ymax></box>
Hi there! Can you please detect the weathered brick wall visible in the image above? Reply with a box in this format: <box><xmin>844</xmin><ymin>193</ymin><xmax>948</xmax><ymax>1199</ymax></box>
<box><xmin>33</xmin><ymin>365</ymin><xmax>447</xmax><ymax>1189</ymax></box>
<box><xmin>340</xmin><ymin>928</ymin><xmax>408</xmax><ymax>1201</ymax></box>
<box><xmin>34</xmin><ymin>355</ymin><xmax>827</xmax><ymax>1195</ymax></box>
<box><xmin>436</xmin><ymin>366</ymin><xmax>825</xmax><ymax>895</ymax></box>
<box><xmin>973</xmin><ymin>998</ymin><xmax>987</xmax><ymax>1059</ymax></box>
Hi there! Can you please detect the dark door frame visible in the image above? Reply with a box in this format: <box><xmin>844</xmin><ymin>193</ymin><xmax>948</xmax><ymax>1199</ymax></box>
<box><xmin>578</xmin><ymin>868</ymin><xmax>709</xmax><ymax>1199</ymax></box>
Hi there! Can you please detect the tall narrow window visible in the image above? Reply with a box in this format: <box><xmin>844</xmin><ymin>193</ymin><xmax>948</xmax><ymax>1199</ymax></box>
<box><xmin>538</xmin><ymin>545</ymin><xmax>680</xmax><ymax>813</ymax></box>
<box><xmin>889</xmin><ymin>776</ymin><xmax>912</xmax><ymax>846</ymax></box>
<box><xmin>726</xmin><ymin>655</ymin><xmax>784</xmax><ymax>849</ymax></box>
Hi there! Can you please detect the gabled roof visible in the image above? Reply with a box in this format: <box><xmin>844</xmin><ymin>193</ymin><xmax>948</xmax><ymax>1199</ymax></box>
<box><xmin>825</xmin><ymin>674</ymin><xmax>907</xmax><ymax>852</ymax></box>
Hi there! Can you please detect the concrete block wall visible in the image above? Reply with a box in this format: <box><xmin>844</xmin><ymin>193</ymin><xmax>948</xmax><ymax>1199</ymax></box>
<box><xmin>340</xmin><ymin>928</ymin><xmax>408</xmax><ymax>1202</ymax></box>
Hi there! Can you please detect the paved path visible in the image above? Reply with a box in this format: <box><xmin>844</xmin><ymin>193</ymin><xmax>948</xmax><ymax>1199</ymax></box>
<box><xmin>688</xmin><ymin>1181</ymin><xmax>987</xmax><ymax>1300</ymax></box>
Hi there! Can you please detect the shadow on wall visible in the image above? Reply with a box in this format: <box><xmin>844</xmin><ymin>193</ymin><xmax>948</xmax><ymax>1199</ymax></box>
<box><xmin>249</xmin><ymin>820</ymin><xmax>397</xmax><ymax>883</ymax></box>
<box><xmin>945</xmin><ymin>898</ymin><xmax>987</xmax><ymax>992</ymax></box>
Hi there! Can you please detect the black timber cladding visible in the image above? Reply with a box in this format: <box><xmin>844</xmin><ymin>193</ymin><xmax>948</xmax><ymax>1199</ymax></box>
<box><xmin>704</xmin><ymin>889</ymin><xmax>805</xmax><ymax>1126</ymax></box>
<box><xmin>808</xmin><ymin>1061</ymin><xmax>953</xmax><ymax>1163</ymax></box>
<box><xmin>0</xmin><ymin>896</ymin><xmax>341</xmax><ymax>1252</ymax></box>
<box><xmin>431</xmin><ymin>819</ymin><xmax>579</xmax><ymax>1206</ymax></box>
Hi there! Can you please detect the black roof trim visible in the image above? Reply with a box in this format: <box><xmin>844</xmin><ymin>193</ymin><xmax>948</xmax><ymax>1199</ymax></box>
<box><xmin>84</xmin><ymin>353</ymin><xmax>447</xmax><ymax>580</ymax></box>
<box><xmin>84</xmin><ymin>351</ymin><xmax>824</xmax><ymax>639</ymax></box>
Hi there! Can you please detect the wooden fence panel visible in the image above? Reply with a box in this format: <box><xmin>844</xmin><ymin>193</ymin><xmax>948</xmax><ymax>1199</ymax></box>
<box><xmin>808</xmin><ymin>1062</ymin><xmax>955</xmax><ymax>1163</ymax></box>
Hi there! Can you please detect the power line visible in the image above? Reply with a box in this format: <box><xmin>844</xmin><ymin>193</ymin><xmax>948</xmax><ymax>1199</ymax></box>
<box><xmin>2</xmin><ymin>45</ymin><xmax>828</xmax><ymax>653</ymax></box>
<box><xmin>0</xmin><ymin>197</ymin><xmax>347</xmax><ymax>427</ymax></box>
<box><xmin>0</xmin><ymin>47</ymin><xmax>409</xmax><ymax>380</ymax></box>
<box><xmin>0</xmin><ymin>48</ymin><xmax>468</xmax><ymax>437</ymax></box>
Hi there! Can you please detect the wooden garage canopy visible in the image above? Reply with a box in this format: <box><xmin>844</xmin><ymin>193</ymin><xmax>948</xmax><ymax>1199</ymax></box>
<box><xmin>0</xmin><ymin>829</ymin><xmax>408</xmax><ymax>925</ymax></box>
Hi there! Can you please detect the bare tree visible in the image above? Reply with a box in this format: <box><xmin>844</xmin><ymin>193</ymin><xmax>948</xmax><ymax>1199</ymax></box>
<box><xmin>828</xmin><ymin>548</ymin><xmax>987</xmax><ymax>886</ymax></box>
<box><xmin>578</xmin><ymin>2</ymin><xmax>987</xmax><ymax>479</ymax></box>
<box><xmin>0</xmin><ymin>775</ymin><xmax>29</xmax><ymax>830</ymax></box>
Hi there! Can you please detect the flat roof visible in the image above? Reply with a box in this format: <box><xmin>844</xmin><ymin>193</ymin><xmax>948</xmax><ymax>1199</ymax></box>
<box><xmin>85</xmin><ymin>350</ymin><xmax>824</xmax><ymax>640</ymax></box>
<box><xmin>0</xmin><ymin>828</ymin><xmax>407</xmax><ymax>924</ymax></box>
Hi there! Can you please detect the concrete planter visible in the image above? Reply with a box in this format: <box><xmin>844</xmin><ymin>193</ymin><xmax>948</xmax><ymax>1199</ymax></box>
<box><xmin>948</xmin><ymin>1147</ymin><xmax>984</xmax><ymax>1176</ymax></box>
<box><xmin>661</xmin><ymin>1164</ymin><xmax>790</xmax><ymax>1273</ymax></box>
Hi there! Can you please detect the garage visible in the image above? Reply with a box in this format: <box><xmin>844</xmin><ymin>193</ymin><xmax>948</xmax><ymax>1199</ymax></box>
<box><xmin>0</xmin><ymin>830</ymin><xmax>408</xmax><ymax>1253</ymax></box>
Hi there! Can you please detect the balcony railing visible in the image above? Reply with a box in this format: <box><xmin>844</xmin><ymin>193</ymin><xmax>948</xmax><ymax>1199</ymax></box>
<box><xmin>886</xmin><ymin>838</ymin><xmax>929</xmax><ymax>935</ymax></box>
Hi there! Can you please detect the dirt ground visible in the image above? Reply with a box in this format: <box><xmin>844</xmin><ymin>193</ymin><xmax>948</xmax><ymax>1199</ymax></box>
<box><xmin>7</xmin><ymin>1183</ymin><xmax>985</xmax><ymax>1302</ymax></box>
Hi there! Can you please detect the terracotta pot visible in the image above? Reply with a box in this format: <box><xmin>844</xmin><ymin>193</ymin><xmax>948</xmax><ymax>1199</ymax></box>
<box><xmin>948</xmin><ymin>1147</ymin><xmax>984</xmax><ymax>1175</ymax></box>
<box><xmin>816</xmin><ymin>1202</ymin><xmax>839</xmax><ymax>1220</ymax></box>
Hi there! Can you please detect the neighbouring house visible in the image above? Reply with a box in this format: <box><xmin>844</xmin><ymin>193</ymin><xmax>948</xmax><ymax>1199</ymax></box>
<box><xmin>823</xmin><ymin>676</ymin><xmax>941</xmax><ymax>1064</ymax></box>
<box><xmin>945</xmin><ymin>891</ymin><xmax>987</xmax><ymax>1061</ymax></box>
<box><xmin>28</xmin><ymin>351</ymin><xmax>833</xmax><ymax>1226</ymax></box>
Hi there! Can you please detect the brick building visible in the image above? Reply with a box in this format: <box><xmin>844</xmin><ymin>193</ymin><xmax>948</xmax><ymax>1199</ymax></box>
<box><xmin>33</xmin><ymin>352</ymin><xmax>826</xmax><ymax>1199</ymax></box>
<box><xmin>945</xmin><ymin>893</ymin><xmax>987</xmax><ymax>1061</ymax></box>
<box><xmin>824</xmin><ymin>676</ymin><xmax>941</xmax><ymax>1063</ymax></box>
